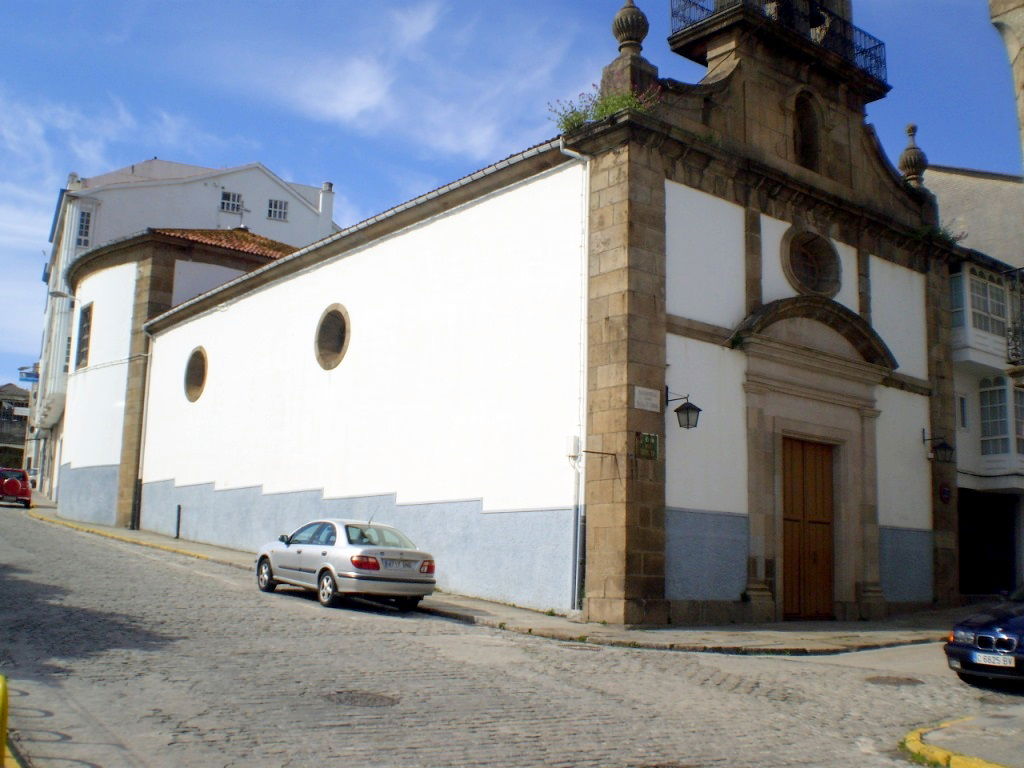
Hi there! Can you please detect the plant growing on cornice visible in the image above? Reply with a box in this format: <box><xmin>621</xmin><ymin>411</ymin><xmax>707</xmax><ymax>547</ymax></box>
<box><xmin>910</xmin><ymin>225</ymin><xmax>967</xmax><ymax>247</ymax></box>
<box><xmin>548</xmin><ymin>83</ymin><xmax>662</xmax><ymax>134</ymax></box>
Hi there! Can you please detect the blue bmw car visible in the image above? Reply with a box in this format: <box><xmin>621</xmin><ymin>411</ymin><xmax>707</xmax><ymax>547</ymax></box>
<box><xmin>944</xmin><ymin>586</ymin><xmax>1024</xmax><ymax>684</ymax></box>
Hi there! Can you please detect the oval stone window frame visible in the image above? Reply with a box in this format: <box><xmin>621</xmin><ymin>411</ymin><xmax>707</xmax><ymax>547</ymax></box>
<box><xmin>782</xmin><ymin>229</ymin><xmax>841</xmax><ymax>298</ymax></box>
<box><xmin>315</xmin><ymin>304</ymin><xmax>351</xmax><ymax>371</ymax></box>
<box><xmin>184</xmin><ymin>346</ymin><xmax>207</xmax><ymax>403</ymax></box>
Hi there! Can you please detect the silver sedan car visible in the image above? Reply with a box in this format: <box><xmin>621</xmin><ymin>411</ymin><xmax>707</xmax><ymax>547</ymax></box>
<box><xmin>255</xmin><ymin>519</ymin><xmax>435</xmax><ymax>611</ymax></box>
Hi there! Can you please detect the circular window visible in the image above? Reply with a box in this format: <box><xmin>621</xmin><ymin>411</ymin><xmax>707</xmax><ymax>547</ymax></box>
<box><xmin>784</xmin><ymin>231</ymin><xmax>840</xmax><ymax>297</ymax></box>
<box><xmin>184</xmin><ymin>347</ymin><xmax>207</xmax><ymax>402</ymax></box>
<box><xmin>315</xmin><ymin>304</ymin><xmax>350</xmax><ymax>370</ymax></box>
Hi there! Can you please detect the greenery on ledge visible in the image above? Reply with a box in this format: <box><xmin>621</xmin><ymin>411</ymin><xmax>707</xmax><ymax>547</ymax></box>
<box><xmin>548</xmin><ymin>84</ymin><xmax>662</xmax><ymax>134</ymax></box>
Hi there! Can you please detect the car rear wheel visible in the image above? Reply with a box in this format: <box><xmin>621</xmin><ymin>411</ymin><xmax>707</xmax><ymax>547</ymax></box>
<box><xmin>20</xmin><ymin>500</ymin><xmax>30</xmax><ymax>509</ymax></box>
<box><xmin>318</xmin><ymin>572</ymin><xmax>338</xmax><ymax>607</ymax></box>
<box><xmin>394</xmin><ymin>596</ymin><xmax>421</xmax><ymax>612</ymax></box>
<box><xmin>256</xmin><ymin>558</ymin><xmax>277</xmax><ymax>593</ymax></box>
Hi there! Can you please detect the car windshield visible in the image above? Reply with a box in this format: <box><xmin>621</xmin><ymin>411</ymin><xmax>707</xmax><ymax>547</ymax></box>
<box><xmin>345</xmin><ymin>524</ymin><xmax>415</xmax><ymax>549</ymax></box>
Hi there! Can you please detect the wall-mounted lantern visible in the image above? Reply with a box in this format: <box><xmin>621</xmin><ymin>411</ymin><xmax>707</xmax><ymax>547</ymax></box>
<box><xmin>922</xmin><ymin>429</ymin><xmax>955</xmax><ymax>463</ymax></box>
<box><xmin>666</xmin><ymin>390</ymin><xmax>702</xmax><ymax>429</ymax></box>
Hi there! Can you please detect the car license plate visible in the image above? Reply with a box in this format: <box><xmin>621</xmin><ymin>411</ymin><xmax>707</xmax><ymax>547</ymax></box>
<box><xmin>382</xmin><ymin>559</ymin><xmax>414</xmax><ymax>569</ymax></box>
<box><xmin>972</xmin><ymin>652</ymin><xmax>1016</xmax><ymax>667</ymax></box>
<box><xmin>1</xmin><ymin>496</ymin><xmax>15</xmax><ymax>503</ymax></box>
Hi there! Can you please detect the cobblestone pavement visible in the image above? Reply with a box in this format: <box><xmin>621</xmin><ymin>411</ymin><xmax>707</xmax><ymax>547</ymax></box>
<box><xmin>1</xmin><ymin>510</ymin><xmax>1020</xmax><ymax>768</ymax></box>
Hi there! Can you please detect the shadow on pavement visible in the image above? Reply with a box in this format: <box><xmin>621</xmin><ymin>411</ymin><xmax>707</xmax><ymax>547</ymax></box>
<box><xmin>0</xmin><ymin>561</ymin><xmax>180</xmax><ymax>681</ymax></box>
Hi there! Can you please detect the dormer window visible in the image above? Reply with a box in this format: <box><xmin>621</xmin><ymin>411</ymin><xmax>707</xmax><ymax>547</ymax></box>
<box><xmin>794</xmin><ymin>93</ymin><xmax>820</xmax><ymax>172</ymax></box>
<box><xmin>220</xmin><ymin>191</ymin><xmax>243</xmax><ymax>214</ymax></box>
<box><xmin>76</xmin><ymin>210</ymin><xmax>92</xmax><ymax>247</ymax></box>
<box><xmin>268</xmin><ymin>199</ymin><xmax>288</xmax><ymax>221</ymax></box>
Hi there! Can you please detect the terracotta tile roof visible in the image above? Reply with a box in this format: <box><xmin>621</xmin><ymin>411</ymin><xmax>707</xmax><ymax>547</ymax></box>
<box><xmin>151</xmin><ymin>228</ymin><xmax>296</xmax><ymax>260</ymax></box>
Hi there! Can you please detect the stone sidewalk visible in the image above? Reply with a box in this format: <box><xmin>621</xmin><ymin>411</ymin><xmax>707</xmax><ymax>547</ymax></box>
<box><xmin>19</xmin><ymin>502</ymin><xmax>1024</xmax><ymax>768</ymax></box>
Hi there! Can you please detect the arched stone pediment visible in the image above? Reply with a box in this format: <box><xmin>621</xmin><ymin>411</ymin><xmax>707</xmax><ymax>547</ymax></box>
<box><xmin>730</xmin><ymin>296</ymin><xmax>898</xmax><ymax>370</ymax></box>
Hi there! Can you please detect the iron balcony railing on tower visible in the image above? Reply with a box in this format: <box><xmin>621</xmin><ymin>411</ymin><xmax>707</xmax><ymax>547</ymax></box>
<box><xmin>670</xmin><ymin>0</ymin><xmax>887</xmax><ymax>86</ymax></box>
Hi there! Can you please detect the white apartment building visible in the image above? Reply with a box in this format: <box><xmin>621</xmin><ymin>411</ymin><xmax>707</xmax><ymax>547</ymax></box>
<box><xmin>30</xmin><ymin>159</ymin><xmax>338</xmax><ymax>507</ymax></box>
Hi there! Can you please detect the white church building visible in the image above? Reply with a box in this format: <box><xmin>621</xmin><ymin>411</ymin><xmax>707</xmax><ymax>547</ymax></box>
<box><xmin>49</xmin><ymin>0</ymin><xmax>1013</xmax><ymax>624</ymax></box>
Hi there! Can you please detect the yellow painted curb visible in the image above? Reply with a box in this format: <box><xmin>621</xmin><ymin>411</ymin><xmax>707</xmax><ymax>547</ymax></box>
<box><xmin>1</xmin><ymin>674</ymin><xmax>7</xmax><ymax>768</ymax></box>
<box><xmin>903</xmin><ymin>718</ymin><xmax>1010</xmax><ymax>768</ymax></box>
<box><xmin>27</xmin><ymin>510</ymin><xmax>226</xmax><ymax>565</ymax></box>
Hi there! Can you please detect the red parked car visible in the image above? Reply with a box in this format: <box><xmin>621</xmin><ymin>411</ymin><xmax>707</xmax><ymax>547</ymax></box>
<box><xmin>0</xmin><ymin>468</ymin><xmax>31</xmax><ymax>508</ymax></box>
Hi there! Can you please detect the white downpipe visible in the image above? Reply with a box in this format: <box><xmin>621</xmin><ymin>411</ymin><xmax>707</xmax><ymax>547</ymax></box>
<box><xmin>560</xmin><ymin>137</ymin><xmax>591</xmax><ymax>611</ymax></box>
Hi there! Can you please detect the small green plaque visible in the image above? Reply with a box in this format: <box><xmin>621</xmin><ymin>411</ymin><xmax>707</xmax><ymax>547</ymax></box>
<box><xmin>635</xmin><ymin>432</ymin><xmax>659</xmax><ymax>460</ymax></box>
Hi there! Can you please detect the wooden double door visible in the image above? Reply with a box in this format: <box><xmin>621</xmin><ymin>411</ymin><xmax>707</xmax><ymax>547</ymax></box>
<box><xmin>782</xmin><ymin>438</ymin><xmax>835</xmax><ymax>620</ymax></box>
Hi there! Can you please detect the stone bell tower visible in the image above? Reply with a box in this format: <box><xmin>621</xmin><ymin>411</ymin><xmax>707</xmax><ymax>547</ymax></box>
<box><xmin>990</xmin><ymin>0</ymin><xmax>1024</xmax><ymax>166</ymax></box>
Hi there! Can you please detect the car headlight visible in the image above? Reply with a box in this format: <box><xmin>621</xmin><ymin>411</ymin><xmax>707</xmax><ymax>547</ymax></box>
<box><xmin>952</xmin><ymin>629</ymin><xmax>975</xmax><ymax>644</ymax></box>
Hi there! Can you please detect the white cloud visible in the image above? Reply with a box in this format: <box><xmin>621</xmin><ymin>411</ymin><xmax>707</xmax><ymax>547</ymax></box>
<box><xmin>287</xmin><ymin>57</ymin><xmax>395</xmax><ymax>124</ymax></box>
<box><xmin>390</xmin><ymin>1</ymin><xmax>443</xmax><ymax>48</ymax></box>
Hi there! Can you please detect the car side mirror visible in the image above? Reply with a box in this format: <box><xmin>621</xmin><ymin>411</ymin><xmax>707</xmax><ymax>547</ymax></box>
<box><xmin>278</xmin><ymin>534</ymin><xmax>290</xmax><ymax>545</ymax></box>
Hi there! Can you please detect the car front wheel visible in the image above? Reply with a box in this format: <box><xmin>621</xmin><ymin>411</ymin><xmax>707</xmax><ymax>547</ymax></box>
<box><xmin>318</xmin><ymin>572</ymin><xmax>338</xmax><ymax>607</ymax></box>
<box><xmin>256</xmin><ymin>558</ymin><xmax>277</xmax><ymax>593</ymax></box>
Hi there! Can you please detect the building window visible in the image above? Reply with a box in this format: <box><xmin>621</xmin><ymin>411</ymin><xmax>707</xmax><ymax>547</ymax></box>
<box><xmin>315</xmin><ymin>304</ymin><xmax>350</xmax><ymax>370</ymax></box>
<box><xmin>980</xmin><ymin>376</ymin><xmax>1009</xmax><ymax>455</ymax></box>
<box><xmin>969</xmin><ymin>270</ymin><xmax>1006</xmax><ymax>336</ymax></box>
<box><xmin>1016</xmin><ymin>389</ymin><xmax>1024</xmax><ymax>454</ymax></box>
<box><xmin>76</xmin><ymin>210</ymin><xmax>91</xmax><ymax>247</ymax></box>
<box><xmin>220</xmin><ymin>191</ymin><xmax>243</xmax><ymax>213</ymax></box>
<box><xmin>794</xmin><ymin>92</ymin><xmax>820</xmax><ymax>172</ymax></box>
<box><xmin>184</xmin><ymin>347</ymin><xmax>207</xmax><ymax>402</ymax></box>
<box><xmin>958</xmin><ymin>394</ymin><xmax>968</xmax><ymax>430</ymax></box>
<box><xmin>950</xmin><ymin>273</ymin><xmax>964</xmax><ymax>328</ymax></box>
<box><xmin>783</xmin><ymin>230</ymin><xmax>840</xmax><ymax>297</ymax></box>
<box><xmin>267</xmin><ymin>199</ymin><xmax>288</xmax><ymax>221</ymax></box>
<box><xmin>75</xmin><ymin>304</ymin><xmax>93</xmax><ymax>370</ymax></box>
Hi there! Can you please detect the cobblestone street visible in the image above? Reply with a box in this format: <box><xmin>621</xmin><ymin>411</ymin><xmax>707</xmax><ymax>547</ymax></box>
<box><xmin>0</xmin><ymin>510</ymin><xmax>1018</xmax><ymax>767</ymax></box>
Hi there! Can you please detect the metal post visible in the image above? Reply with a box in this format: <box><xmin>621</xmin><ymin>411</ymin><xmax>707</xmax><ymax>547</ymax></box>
<box><xmin>175</xmin><ymin>505</ymin><xmax>182</xmax><ymax>540</ymax></box>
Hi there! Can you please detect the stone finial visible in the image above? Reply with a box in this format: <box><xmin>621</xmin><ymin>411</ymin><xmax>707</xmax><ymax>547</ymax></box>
<box><xmin>898</xmin><ymin>123</ymin><xmax>929</xmax><ymax>188</ymax></box>
<box><xmin>612</xmin><ymin>0</ymin><xmax>649</xmax><ymax>55</ymax></box>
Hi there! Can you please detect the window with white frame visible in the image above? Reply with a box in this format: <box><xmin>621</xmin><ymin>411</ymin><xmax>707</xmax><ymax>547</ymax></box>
<box><xmin>76</xmin><ymin>210</ymin><xmax>91</xmax><ymax>247</ymax></box>
<box><xmin>980</xmin><ymin>376</ymin><xmax>1010</xmax><ymax>455</ymax></box>
<box><xmin>969</xmin><ymin>269</ymin><xmax>1006</xmax><ymax>336</ymax></box>
<box><xmin>267</xmin><ymin>199</ymin><xmax>288</xmax><ymax>221</ymax></box>
<box><xmin>220</xmin><ymin>191</ymin><xmax>243</xmax><ymax>213</ymax></box>
<box><xmin>950</xmin><ymin>273</ymin><xmax>964</xmax><ymax>328</ymax></box>
<box><xmin>1016</xmin><ymin>388</ymin><xmax>1024</xmax><ymax>454</ymax></box>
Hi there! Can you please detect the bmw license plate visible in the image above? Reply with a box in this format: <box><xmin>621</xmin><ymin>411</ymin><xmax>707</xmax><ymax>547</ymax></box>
<box><xmin>973</xmin><ymin>652</ymin><xmax>1015</xmax><ymax>667</ymax></box>
<box><xmin>382</xmin><ymin>559</ymin><xmax>414</xmax><ymax>570</ymax></box>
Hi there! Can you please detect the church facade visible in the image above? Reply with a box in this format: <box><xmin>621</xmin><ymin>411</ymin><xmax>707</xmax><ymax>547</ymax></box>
<box><xmin>88</xmin><ymin>1</ymin><xmax>992</xmax><ymax>623</ymax></box>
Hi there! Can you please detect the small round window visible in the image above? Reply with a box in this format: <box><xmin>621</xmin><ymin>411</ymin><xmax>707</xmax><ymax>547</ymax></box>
<box><xmin>315</xmin><ymin>304</ymin><xmax>350</xmax><ymax>370</ymax></box>
<box><xmin>184</xmin><ymin>347</ymin><xmax>207</xmax><ymax>402</ymax></box>
<box><xmin>784</xmin><ymin>231</ymin><xmax>840</xmax><ymax>297</ymax></box>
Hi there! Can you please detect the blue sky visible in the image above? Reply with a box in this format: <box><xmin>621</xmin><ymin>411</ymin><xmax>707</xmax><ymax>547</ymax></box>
<box><xmin>1</xmin><ymin>0</ymin><xmax>1019</xmax><ymax>386</ymax></box>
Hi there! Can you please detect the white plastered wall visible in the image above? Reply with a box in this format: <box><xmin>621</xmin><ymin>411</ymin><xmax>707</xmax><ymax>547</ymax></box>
<box><xmin>664</xmin><ymin>335</ymin><xmax>748</xmax><ymax>514</ymax></box>
<box><xmin>665</xmin><ymin>180</ymin><xmax>746</xmax><ymax>329</ymax></box>
<box><xmin>875</xmin><ymin>386</ymin><xmax>932</xmax><ymax>529</ymax></box>
<box><xmin>760</xmin><ymin>214</ymin><xmax>859</xmax><ymax>313</ymax></box>
<box><xmin>172</xmin><ymin>261</ymin><xmax>246</xmax><ymax>306</ymax></box>
<box><xmin>870</xmin><ymin>256</ymin><xmax>928</xmax><ymax>380</ymax></box>
<box><xmin>143</xmin><ymin>165</ymin><xmax>587</xmax><ymax>512</ymax></box>
<box><xmin>63</xmin><ymin>263</ymin><xmax>136</xmax><ymax>468</ymax></box>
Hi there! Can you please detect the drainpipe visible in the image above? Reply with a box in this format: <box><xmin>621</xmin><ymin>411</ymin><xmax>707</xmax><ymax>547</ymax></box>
<box><xmin>559</xmin><ymin>137</ymin><xmax>591</xmax><ymax>610</ymax></box>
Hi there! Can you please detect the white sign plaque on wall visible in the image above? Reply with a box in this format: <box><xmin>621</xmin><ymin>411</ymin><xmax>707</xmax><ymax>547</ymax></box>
<box><xmin>633</xmin><ymin>386</ymin><xmax>662</xmax><ymax>413</ymax></box>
